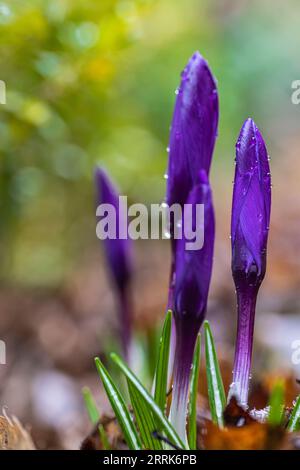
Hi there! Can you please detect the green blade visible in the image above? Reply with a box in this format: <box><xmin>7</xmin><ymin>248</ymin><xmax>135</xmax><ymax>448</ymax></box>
<box><xmin>82</xmin><ymin>386</ymin><xmax>110</xmax><ymax>449</ymax></box>
<box><xmin>268</xmin><ymin>380</ymin><xmax>285</xmax><ymax>426</ymax></box>
<box><xmin>82</xmin><ymin>386</ymin><xmax>100</xmax><ymax>425</ymax></box>
<box><xmin>204</xmin><ymin>320</ymin><xmax>226</xmax><ymax>428</ymax></box>
<box><xmin>188</xmin><ymin>335</ymin><xmax>201</xmax><ymax>450</ymax></box>
<box><xmin>94</xmin><ymin>357</ymin><xmax>142</xmax><ymax>450</ymax></box>
<box><xmin>98</xmin><ymin>424</ymin><xmax>110</xmax><ymax>450</ymax></box>
<box><xmin>287</xmin><ymin>394</ymin><xmax>300</xmax><ymax>432</ymax></box>
<box><xmin>128</xmin><ymin>379</ymin><xmax>162</xmax><ymax>449</ymax></box>
<box><xmin>111</xmin><ymin>352</ymin><xmax>186</xmax><ymax>449</ymax></box>
<box><xmin>154</xmin><ymin>310</ymin><xmax>172</xmax><ymax>412</ymax></box>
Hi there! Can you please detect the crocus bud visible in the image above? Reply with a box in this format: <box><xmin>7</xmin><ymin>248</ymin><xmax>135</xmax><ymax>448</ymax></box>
<box><xmin>165</xmin><ymin>51</ymin><xmax>218</xmax><ymax>389</ymax></box>
<box><xmin>95</xmin><ymin>167</ymin><xmax>133</xmax><ymax>360</ymax></box>
<box><xmin>166</xmin><ymin>51</ymin><xmax>219</xmax><ymax>210</ymax></box>
<box><xmin>230</xmin><ymin>118</ymin><xmax>271</xmax><ymax>406</ymax></box>
<box><xmin>169</xmin><ymin>170</ymin><xmax>215</xmax><ymax>443</ymax></box>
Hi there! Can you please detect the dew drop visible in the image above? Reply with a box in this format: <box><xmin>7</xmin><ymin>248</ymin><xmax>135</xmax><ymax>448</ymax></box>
<box><xmin>164</xmin><ymin>230</ymin><xmax>171</xmax><ymax>239</ymax></box>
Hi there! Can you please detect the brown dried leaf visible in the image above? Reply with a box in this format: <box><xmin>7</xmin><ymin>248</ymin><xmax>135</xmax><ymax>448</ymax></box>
<box><xmin>224</xmin><ymin>396</ymin><xmax>255</xmax><ymax>427</ymax></box>
<box><xmin>200</xmin><ymin>420</ymin><xmax>267</xmax><ymax>450</ymax></box>
<box><xmin>0</xmin><ymin>412</ymin><xmax>35</xmax><ymax>450</ymax></box>
<box><xmin>198</xmin><ymin>396</ymin><xmax>290</xmax><ymax>450</ymax></box>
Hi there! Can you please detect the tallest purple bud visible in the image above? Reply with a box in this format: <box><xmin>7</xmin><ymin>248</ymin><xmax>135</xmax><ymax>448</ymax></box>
<box><xmin>166</xmin><ymin>52</ymin><xmax>218</xmax><ymax>443</ymax></box>
<box><xmin>231</xmin><ymin>118</ymin><xmax>271</xmax><ymax>406</ymax></box>
<box><xmin>166</xmin><ymin>51</ymin><xmax>219</xmax><ymax>209</ymax></box>
<box><xmin>166</xmin><ymin>52</ymin><xmax>218</xmax><ymax>311</ymax></box>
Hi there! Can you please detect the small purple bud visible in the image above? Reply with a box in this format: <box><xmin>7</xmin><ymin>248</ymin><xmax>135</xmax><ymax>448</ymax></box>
<box><xmin>230</xmin><ymin>119</ymin><xmax>271</xmax><ymax>406</ymax></box>
<box><xmin>94</xmin><ymin>167</ymin><xmax>133</xmax><ymax>360</ymax></box>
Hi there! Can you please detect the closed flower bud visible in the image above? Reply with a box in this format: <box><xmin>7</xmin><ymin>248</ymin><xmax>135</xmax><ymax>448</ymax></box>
<box><xmin>230</xmin><ymin>119</ymin><xmax>271</xmax><ymax>406</ymax></box>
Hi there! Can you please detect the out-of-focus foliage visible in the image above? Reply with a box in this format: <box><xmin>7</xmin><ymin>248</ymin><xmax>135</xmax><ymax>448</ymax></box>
<box><xmin>0</xmin><ymin>0</ymin><xmax>300</xmax><ymax>284</ymax></box>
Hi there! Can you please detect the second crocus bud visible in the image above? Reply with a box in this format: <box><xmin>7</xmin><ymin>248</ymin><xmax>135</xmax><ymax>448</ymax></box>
<box><xmin>230</xmin><ymin>118</ymin><xmax>271</xmax><ymax>406</ymax></box>
<box><xmin>169</xmin><ymin>170</ymin><xmax>215</xmax><ymax>444</ymax></box>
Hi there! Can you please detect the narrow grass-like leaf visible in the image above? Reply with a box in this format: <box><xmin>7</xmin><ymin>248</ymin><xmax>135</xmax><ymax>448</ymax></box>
<box><xmin>128</xmin><ymin>379</ymin><xmax>162</xmax><ymax>450</ymax></box>
<box><xmin>204</xmin><ymin>320</ymin><xmax>226</xmax><ymax>428</ymax></box>
<box><xmin>268</xmin><ymin>381</ymin><xmax>285</xmax><ymax>426</ymax></box>
<box><xmin>146</xmin><ymin>327</ymin><xmax>160</xmax><ymax>380</ymax></box>
<box><xmin>188</xmin><ymin>335</ymin><xmax>201</xmax><ymax>450</ymax></box>
<box><xmin>94</xmin><ymin>357</ymin><xmax>142</xmax><ymax>450</ymax></box>
<box><xmin>154</xmin><ymin>310</ymin><xmax>172</xmax><ymax>412</ymax></box>
<box><xmin>287</xmin><ymin>394</ymin><xmax>300</xmax><ymax>432</ymax></box>
<box><xmin>82</xmin><ymin>386</ymin><xmax>100</xmax><ymax>425</ymax></box>
<box><xmin>111</xmin><ymin>352</ymin><xmax>186</xmax><ymax>449</ymax></box>
<box><xmin>98</xmin><ymin>424</ymin><xmax>110</xmax><ymax>450</ymax></box>
<box><xmin>82</xmin><ymin>386</ymin><xmax>110</xmax><ymax>448</ymax></box>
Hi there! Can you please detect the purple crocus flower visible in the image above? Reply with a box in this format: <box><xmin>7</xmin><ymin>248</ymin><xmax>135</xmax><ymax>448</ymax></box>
<box><xmin>165</xmin><ymin>51</ymin><xmax>218</xmax><ymax>307</ymax></box>
<box><xmin>95</xmin><ymin>167</ymin><xmax>133</xmax><ymax>360</ymax></box>
<box><xmin>166</xmin><ymin>51</ymin><xmax>219</xmax><ymax>210</ymax></box>
<box><xmin>230</xmin><ymin>118</ymin><xmax>271</xmax><ymax>406</ymax></box>
<box><xmin>169</xmin><ymin>170</ymin><xmax>215</xmax><ymax>443</ymax></box>
<box><xmin>165</xmin><ymin>51</ymin><xmax>218</xmax><ymax>388</ymax></box>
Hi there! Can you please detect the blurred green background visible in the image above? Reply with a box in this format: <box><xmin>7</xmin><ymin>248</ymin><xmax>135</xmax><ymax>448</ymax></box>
<box><xmin>1</xmin><ymin>0</ymin><xmax>300</xmax><ymax>285</ymax></box>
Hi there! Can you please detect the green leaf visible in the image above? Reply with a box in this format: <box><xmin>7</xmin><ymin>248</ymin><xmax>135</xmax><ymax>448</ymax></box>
<box><xmin>204</xmin><ymin>320</ymin><xmax>226</xmax><ymax>428</ymax></box>
<box><xmin>287</xmin><ymin>394</ymin><xmax>300</xmax><ymax>432</ymax></box>
<box><xmin>268</xmin><ymin>381</ymin><xmax>285</xmax><ymax>426</ymax></box>
<box><xmin>188</xmin><ymin>335</ymin><xmax>201</xmax><ymax>450</ymax></box>
<box><xmin>154</xmin><ymin>310</ymin><xmax>172</xmax><ymax>412</ymax></box>
<box><xmin>94</xmin><ymin>357</ymin><xmax>142</xmax><ymax>450</ymax></box>
<box><xmin>146</xmin><ymin>327</ymin><xmax>160</xmax><ymax>380</ymax></box>
<box><xmin>82</xmin><ymin>386</ymin><xmax>100</xmax><ymax>425</ymax></box>
<box><xmin>111</xmin><ymin>352</ymin><xmax>186</xmax><ymax>449</ymax></box>
<box><xmin>128</xmin><ymin>379</ymin><xmax>162</xmax><ymax>449</ymax></box>
<box><xmin>98</xmin><ymin>424</ymin><xmax>110</xmax><ymax>450</ymax></box>
<box><xmin>82</xmin><ymin>386</ymin><xmax>110</xmax><ymax>449</ymax></box>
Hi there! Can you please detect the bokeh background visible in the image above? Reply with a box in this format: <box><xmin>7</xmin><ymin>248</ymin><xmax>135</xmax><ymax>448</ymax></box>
<box><xmin>0</xmin><ymin>0</ymin><xmax>300</xmax><ymax>449</ymax></box>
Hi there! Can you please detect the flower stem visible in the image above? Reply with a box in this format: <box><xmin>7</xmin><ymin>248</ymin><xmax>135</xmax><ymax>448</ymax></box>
<box><xmin>231</xmin><ymin>287</ymin><xmax>258</xmax><ymax>406</ymax></box>
<box><xmin>119</xmin><ymin>286</ymin><xmax>132</xmax><ymax>363</ymax></box>
<box><xmin>169</xmin><ymin>319</ymin><xmax>197</xmax><ymax>446</ymax></box>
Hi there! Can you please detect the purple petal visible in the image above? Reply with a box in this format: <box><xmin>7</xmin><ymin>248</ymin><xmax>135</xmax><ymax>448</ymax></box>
<box><xmin>231</xmin><ymin>118</ymin><xmax>271</xmax><ymax>284</ymax></box>
<box><xmin>94</xmin><ymin>167</ymin><xmax>132</xmax><ymax>292</ymax></box>
<box><xmin>166</xmin><ymin>51</ymin><xmax>219</xmax><ymax>208</ymax></box>
<box><xmin>174</xmin><ymin>170</ymin><xmax>215</xmax><ymax>327</ymax></box>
